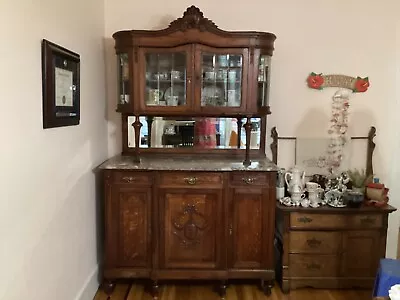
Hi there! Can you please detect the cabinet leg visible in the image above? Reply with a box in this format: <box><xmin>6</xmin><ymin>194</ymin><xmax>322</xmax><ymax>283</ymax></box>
<box><xmin>102</xmin><ymin>280</ymin><xmax>115</xmax><ymax>295</ymax></box>
<box><xmin>261</xmin><ymin>279</ymin><xmax>272</xmax><ymax>296</ymax></box>
<box><xmin>218</xmin><ymin>280</ymin><xmax>227</xmax><ymax>299</ymax></box>
<box><xmin>151</xmin><ymin>280</ymin><xmax>159</xmax><ymax>299</ymax></box>
<box><xmin>281</xmin><ymin>280</ymin><xmax>290</xmax><ymax>294</ymax></box>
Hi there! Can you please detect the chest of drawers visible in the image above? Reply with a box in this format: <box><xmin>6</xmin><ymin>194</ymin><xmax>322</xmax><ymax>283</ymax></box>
<box><xmin>275</xmin><ymin>203</ymin><xmax>396</xmax><ymax>293</ymax></box>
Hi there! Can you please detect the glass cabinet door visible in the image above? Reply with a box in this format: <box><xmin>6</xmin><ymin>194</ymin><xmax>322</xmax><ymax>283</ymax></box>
<box><xmin>199</xmin><ymin>50</ymin><xmax>245</xmax><ymax>109</ymax></box>
<box><xmin>143</xmin><ymin>50</ymin><xmax>189</xmax><ymax>108</ymax></box>
<box><xmin>257</xmin><ymin>55</ymin><xmax>272</xmax><ymax>108</ymax></box>
<box><xmin>117</xmin><ymin>53</ymin><xmax>130</xmax><ymax>106</ymax></box>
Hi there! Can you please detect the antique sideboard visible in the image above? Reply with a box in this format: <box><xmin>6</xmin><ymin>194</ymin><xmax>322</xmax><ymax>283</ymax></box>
<box><xmin>98</xmin><ymin>5</ymin><xmax>278</xmax><ymax>298</ymax></box>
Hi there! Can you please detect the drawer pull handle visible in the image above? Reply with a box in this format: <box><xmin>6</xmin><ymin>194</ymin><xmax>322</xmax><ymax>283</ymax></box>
<box><xmin>306</xmin><ymin>238</ymin><xmax>322</xmax><ymax>248</ymax></box>
<box><xmin>298</xmin><ymin>216</ymin><xmax>313</xmax><ymax>223</ymax></box>
<box><xmin>306</xmin><ymin>263</ymin><xmax>321</xmax><ymax>270</ymax></box>
<box><xmin>184</xmin><ymin>177</ymin><xmax>197</xmax><ymax>185</ymax></box>
<box><xmin>122</xmin><ymin>176</ymin><xmax>136</xmax><ymax>183</ymax></box>
<box><xmin>360</xmin><ymin>216</ymin><xmax>376</xmax><ymax>225</ymax></box>
<box><xmin>242</xmin><ymin>177</ymin><xmax>255</xmax><ymax>184</ymax></box>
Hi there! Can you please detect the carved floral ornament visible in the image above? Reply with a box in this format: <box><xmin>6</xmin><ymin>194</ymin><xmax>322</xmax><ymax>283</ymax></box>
<box><xmin>168</xmin><ymin>5</ymin><xmax>218</xmax><ymax>32</ymax></box>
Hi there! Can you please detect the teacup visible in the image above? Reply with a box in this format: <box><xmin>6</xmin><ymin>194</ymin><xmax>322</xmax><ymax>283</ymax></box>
<box><xmin>306</xmin><ymin>181</ymin><xmax>321</xmax><ymax>191</ymax></box>
<box><xmin>291</xmin><ymin>192</ymin><xmax>305</xmax><ymax>206</ymax></box>
<box><xmin>167</xmin><ymin>96</ymin><xmax>179</xmax><ymax>106</ymax></box>
<box><xmin>308</xmin><ymin>190</ymin><xmax>319</xmax><ymax>200</ymax></box>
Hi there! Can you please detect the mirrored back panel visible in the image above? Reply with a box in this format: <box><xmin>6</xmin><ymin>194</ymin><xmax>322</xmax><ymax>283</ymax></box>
<box><xmin>127</xmin><ymin>116</ymin><xmax>262</xmax><ymax>150</ymax></box>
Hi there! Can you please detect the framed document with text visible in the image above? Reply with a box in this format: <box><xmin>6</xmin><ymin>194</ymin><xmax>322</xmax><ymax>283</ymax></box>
<box><xmin>41</xmin><ymin>39</ymin><xmax>80</xmax><ymax>128</ymax></box>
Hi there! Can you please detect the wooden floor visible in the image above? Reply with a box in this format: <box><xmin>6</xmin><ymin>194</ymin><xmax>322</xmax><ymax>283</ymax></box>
<box><xmin>93</xmin><ymin>281</ymin><xmax>372</xmax><ymax>300</ymax></box>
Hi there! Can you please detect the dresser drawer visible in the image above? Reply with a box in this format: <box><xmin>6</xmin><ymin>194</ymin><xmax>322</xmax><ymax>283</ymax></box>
<box><xmin>290</xmin><ymin>232</ymin><xmax>341</xmax><ymax>254</ymax></box>
<box><xmin>230</xmin><ymin>172</ymin><xmax>269</xmax><ymax>186</ymax></box>
<box><xmin>112</xmin><ymin>171</ymin><xmax>152</xmax><ymax>185</ymax></box>
<box><xmin>290</xmin><ymin>254</ymin><xmax>339</xmax><ymax>277</ymax></box>
<box><xmin>348</xmin><ymin>214</ymin><xmax>382</xmax><ymax>228</ymax></box>
<box><xmin>159</xmin><ymin>172</ymin><xmax>223</xmax><ymax>188</ymax></box>
<box><xmin>291</xmin><ymin>213</ymin><xmax>345</xmax><ymax>229</ymax></box>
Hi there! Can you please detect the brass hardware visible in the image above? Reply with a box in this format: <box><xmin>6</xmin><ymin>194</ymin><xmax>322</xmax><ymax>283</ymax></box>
<box><xmin>229</xmin><ymin>224</ymin><xmax>233</xmax><ymax>235</ymax></box>
<box><xmin>242</xmin><ymin>177</ymin><xmax>255</xmax><ymax>184</ymax></box>
<box><xmin>306</xmin><ymin>263</ymin><xmax>321</xmax><ymax>270</ymax></box>
<box><xmin>306</xmin><ymin>238</ymin><xmax>322</xmax><ymax>248</ymax></box>
<box><xmin>122</xmin><ymin>176</ymin><xmax>136</xmax><ymax>183</ymax></box>
<box><xmin>298</xmin><ymin>216</ymin><xmax>312</xmax><ymax>223</ymax></box>
<box><xmin>184</xmin><ymin>177</ymin><xmax>197</xmax><ymax>185</ymax></box>
<box><xmin>360</xmin><ymin>216</ymin><xmax>376</xmax><ymax>225</ymax></box>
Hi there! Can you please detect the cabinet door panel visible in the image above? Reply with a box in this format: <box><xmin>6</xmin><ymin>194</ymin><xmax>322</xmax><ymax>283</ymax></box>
<box><xmin>230</xmin><ymin>187</ymin><xmax>267</xmax><ymax>269</ymax></box>
<box><xmin>160</xmin><ymin>189</ymin><xmax>223</xmax><ymax>269</ymax></box>
<box><xmin>106</xmin><ymin>185</ymin><xmax>151</xmax><ymax>268</ymax></box>
<box><xmin>194</xmin><ymin>45</ymin><xmax>249</xmax><ymax>113</ymax></box>
<box><xmin>138</xmin><ymin>45</ymin><xmax>194</xmax><ymax>113</ymax></box>
<box><xmin>341</xmin><ymin>230</ymin><xmax>380</xmax><ymax>277</ymax></box>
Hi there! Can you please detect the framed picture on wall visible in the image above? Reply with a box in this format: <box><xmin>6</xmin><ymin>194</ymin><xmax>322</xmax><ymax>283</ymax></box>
<box><xmin>41</xmin><ymin>39</ymin><xmax>80</xmax><ymax>129</ymax></box>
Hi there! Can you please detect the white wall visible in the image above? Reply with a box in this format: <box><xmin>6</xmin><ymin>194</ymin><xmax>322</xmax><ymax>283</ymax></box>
<box><xmin>104</xmin><ymin>0</ymin><xmax>400</xmax><ymax>257</ymax></box>
<box><xmin>0</xmin><ymin>0</ymin><xmax>107</xmax><ymax>299</ymax></box>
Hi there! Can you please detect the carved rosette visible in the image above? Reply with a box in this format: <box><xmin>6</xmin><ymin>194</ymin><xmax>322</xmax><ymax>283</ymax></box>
<box><xmin>168</xmin><ymin>6</ymin><xmax>218</xmax><ymax>32</ymax></box>
<box><xmin>172</xmin><ymin>200</ymin><xmax>208</xmax><ymax>247</ymax></box>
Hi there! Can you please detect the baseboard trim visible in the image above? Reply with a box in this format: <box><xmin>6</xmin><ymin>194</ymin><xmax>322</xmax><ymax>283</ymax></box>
<box><xmin>74</xmin><ymin>266</ymin><xmax>100</xmax><ymax>300</ymax></box>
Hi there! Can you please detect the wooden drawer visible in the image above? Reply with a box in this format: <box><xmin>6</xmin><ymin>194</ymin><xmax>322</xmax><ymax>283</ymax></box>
<box><xmin>348</xmin><ymin>214</ymin><xmax>382</xmax><ymax>228</ymax></box>
<box><xmin>290</xmin><ymin>213</ymin><xmax>383</xmax><ymax>229</ymax></box>
<box><xmin>159</xmin><ymin>172</ymin><xmax>222</xmax><ymax>188</ymax></box>
<box><xmin>112</xmin><ymin>171</ymin><xmax>152</xmax><ymax>185</ymax></box>
<box><xmin>230</xmin><ymin>172</ymin><xmax>269</xmax><ymax>186</ymax></box>
<box><xmin>290</xmin><ymin>254</ymin><xmax>339</xmax><ymax>277</ymax></box>
<box><xmin>290</xmin><ymin>232</ymin><xmax>341</xmax><ymax>254</ymax></box>
<box><xmin>291</xmin><ymin>213</ymin><xmax>344</xmax><ymax>229</ymax></box>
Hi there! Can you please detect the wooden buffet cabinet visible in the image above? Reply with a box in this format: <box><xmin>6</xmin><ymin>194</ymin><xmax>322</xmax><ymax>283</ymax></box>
<box><xmin>275</xmin><ymin>204</ymin><xmax>396</xmax><ymax>293</ymax></box>
<box><xmin>100</xmin><ymin>161</ymin><xmax>277</xmax><ymax>297</ymax></box>
<box><xmin>98</xmin><ymin>5</ymin><xmax>278</xmax><ymax>298</ymax></box>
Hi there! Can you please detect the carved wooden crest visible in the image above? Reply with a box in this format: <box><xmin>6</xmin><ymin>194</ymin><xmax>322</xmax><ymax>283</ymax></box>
<box><xmin>168</xmin><ymin>6</ymin><xmax>218</xmax><ymax>32</ymax></box>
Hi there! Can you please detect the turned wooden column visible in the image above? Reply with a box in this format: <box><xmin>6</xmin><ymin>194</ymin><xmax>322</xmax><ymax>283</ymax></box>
<box><xmin>243</xmin><ymin>117</ymin><xmax>252</xmax><ymax>166</ymax></box>
<box><xmin>132</xmin><ymin>115</ymin><xmax>142</xmax><ymax>162</ymax></box>
<box><xmin>146</xmin><ymin>116</ymin><xmax>154</xmax><ymax>148</ymax></box>
<box><xmin>236</xmin><ymin>117</ymin><xmax>243</xmax><ymax>148</ymax></box>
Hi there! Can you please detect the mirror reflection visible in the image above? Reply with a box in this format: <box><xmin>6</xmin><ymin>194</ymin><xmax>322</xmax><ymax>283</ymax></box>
<box><xmin>127</xmin><ymin>117</ymin><xmax>261</xmax><ymax>149</ymax></box>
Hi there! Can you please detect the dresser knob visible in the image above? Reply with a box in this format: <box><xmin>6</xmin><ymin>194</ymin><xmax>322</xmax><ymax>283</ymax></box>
<box><xmin>184</xmin><ymin>177</ymin><xmax>197</xmax><ymax>185</ymax></box>
<box><xmin>242</xmin><ymin>177</ymin><xmax>255</xmax><ymax>184</ymax></box>
<box><xmin>122</xmin><ymin>176</ymin><xmax>136</xmax><ymax>183</ymax></box>
<box><xmin>306</xmin><ymin>238</ymin><xmax>322</xmax><ymax>248</ymax></box>
<box><xmin>306</xmin><ymin>263</ymin><xmax>321</xmax><ymax>270</ymax></box>
<box><xmin>360</xmin><ymin>216</ymin><xmax>376</xmax><ymax>225</ymax></box>
<box><xmin>297</xmin><ymin>216</ymin><xmax>312</xmax><ymax>223</ymax></box>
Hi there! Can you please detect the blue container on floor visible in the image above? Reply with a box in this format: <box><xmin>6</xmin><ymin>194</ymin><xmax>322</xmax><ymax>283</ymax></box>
<box><xmin>373</xmin><ymin>258</ymin><xmax>400</xmax><ymax>297</ymax></box>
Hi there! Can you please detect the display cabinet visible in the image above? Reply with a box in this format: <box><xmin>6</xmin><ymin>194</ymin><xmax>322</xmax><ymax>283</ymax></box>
<box><xmin>112</xmin><ymin>5</ymin><xmax>275</xmax><ymax>165</ymax></box>
<box><xmin>100</xmin><ymin>6</ymin><xmax>278</xmax><ymax>298</ymax></box>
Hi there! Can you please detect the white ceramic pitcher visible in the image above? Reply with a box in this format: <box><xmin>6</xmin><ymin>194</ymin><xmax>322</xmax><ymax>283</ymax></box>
<box><xmin>285</xmin><ymin>166</ymin><xmax>306</xmax><ymax>194</ymax></box>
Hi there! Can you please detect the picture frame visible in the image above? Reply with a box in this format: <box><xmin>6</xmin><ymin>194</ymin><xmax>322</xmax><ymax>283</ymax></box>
<box><xmin>41</xmin><ymin>39</ymin><xmax>80</xmax><ymax>129</ymax></box>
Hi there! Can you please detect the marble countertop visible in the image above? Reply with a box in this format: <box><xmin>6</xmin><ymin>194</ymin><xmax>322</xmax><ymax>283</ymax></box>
<box><xmin>97</xmin><ymin>155</ymin><xmax>278</xmax><ymax>172</ymax></box>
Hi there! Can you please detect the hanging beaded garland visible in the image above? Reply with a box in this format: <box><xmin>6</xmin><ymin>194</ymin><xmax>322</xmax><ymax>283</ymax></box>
<box><xmin>306</xmin><ymin>73</ymin><xmax>370</xmax><ymax>175</ymax></box>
